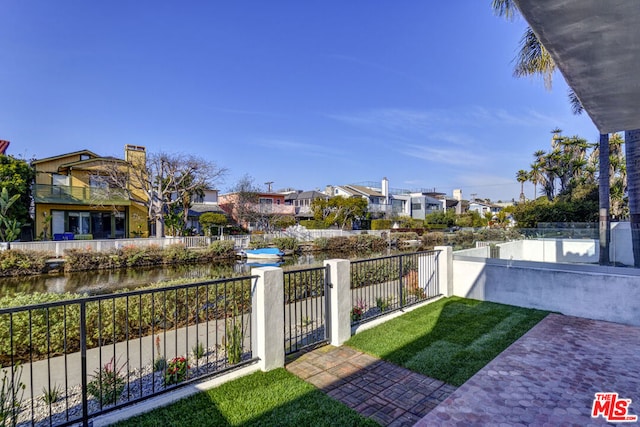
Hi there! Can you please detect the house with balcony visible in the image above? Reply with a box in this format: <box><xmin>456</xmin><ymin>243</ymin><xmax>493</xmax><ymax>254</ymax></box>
<box><xmin>284</xmin><ymin>190</ymin><xmax>329</xmax><ymax>220</ymax></box>
<box><xmin>326</xmin><ymin>178</ymin><xmax>443</xmax><ymax>220</ymax></box>
<box><xmin>31</xmin><ymin>145</ymin><xmax>149</xmax><ymax>240</ymax></box>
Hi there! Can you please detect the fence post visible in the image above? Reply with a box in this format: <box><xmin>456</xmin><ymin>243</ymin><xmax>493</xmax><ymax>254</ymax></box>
<box><xmin>251</xmin><ymin>267</ymin><xmax>285</xmax><ymax>371</ymax></box>
<box><xmin>435</xmin><ymin>246</ymin><xmax>453</xmax><ymax>297</ymax></box>
<box><xmin>325</xmin><ymin>259</ymin><xmax>351</xmax><ymax>346</ymax></box>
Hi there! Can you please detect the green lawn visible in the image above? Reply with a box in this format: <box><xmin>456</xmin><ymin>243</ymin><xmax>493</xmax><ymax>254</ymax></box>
<box><xmin>346</xmin><ymin>296</ymin><xmax>549</xmax><ymax>386</ymax></box>
<box><xmin>115</xmin><ymin>296</ymin><xmax>547</xmax><ymax>426</ymax></box>
<box><xmin>114</xmin><ymin>368</ymin><xmax>379</xmax><ymax>427</ymax></box>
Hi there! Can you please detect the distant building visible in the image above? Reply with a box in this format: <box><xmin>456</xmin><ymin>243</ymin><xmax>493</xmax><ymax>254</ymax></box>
<box><xmin>185</xmin><ymin>189</ymin><xmax>226</xmax><ymax>235</ymax></box>
<box><xmin>325</xmin><ymin>178</ymin><xmax>443</xmax><ymax>220</ymax></box>
<box><xmin>31</xmin><ymin>145</ymin><xmax>149</xmax><ymax>240</ymax></box>
<box><xmin>284</xmin><ymin>190</ymin><xmax>329</xmax><ymax>220</ymax></box>
<box><xmin>218</xmin><ymin>191</ymin><xmax>295</xmax><ymax>230</ymax></box>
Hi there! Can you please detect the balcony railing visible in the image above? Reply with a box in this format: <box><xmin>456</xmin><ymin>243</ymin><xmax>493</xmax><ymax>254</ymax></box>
<box><xmin>33</xmin><ymin>184</ymin><xmax>131</xmax><ymax>206</ymax></box>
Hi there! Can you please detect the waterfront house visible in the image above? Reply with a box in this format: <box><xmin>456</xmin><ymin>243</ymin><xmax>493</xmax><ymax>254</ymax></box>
<box><xmin>284</xmin><ymin>190</ymin><xmax>329</xmax><ymax>220</ymax></box>
<box><xmin>219</xmin><ymin>191</ymin><xmax>295</xmax><ymax>231</ymax></box>
<box><xmin>185</xmin><ymin>188</ymin><xmax>227</xmax><ymax>234</ymax></box>
<box><xmin>31</xmin><ymin>145</ymin><xmax>149</xmax><ymax>240</ymax></box>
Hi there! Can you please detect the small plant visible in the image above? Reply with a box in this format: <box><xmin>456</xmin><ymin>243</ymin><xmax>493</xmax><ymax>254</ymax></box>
<box><xmin>153</xmin><ymin>336</ymin><xmax>166</xmax><ymax>372</ymax></box>
<box><xmin>225</xmin><ymin>305</ymin><xmax>244</xmax><ymax>365</ymax></box>
<box><xmin>301</xmin><ymin>316</ymin><xmax>313</xmax><ymax>327</ymax></box>
<box><xmin>0</xmin><ymin>363</ymin><xmax>26</xmax><ymax>427</ymax></box>
<box><xmin>192</xmin><ymin>341</ymin><xmax>205</xmax><ymax>360</ymax></box>
<box><xmin>87</xmin><ymin>357</ymin><xmax>126</xmax><ymax>406</ymax></box>
<box><xmin>351</xmin><ymin>299</ymin><xmax>367</xmax><ymax>322</ymax></box>
<box><xmin>163</xmin><ymin>356</ymin><xmax>190</xmax><ymax>386</ymax></box>
<box><xmin>375</xmin><ymin>296</ymin><xmax>392</xmax><ymax>312</ymax></box>
<box><xmin>41</xmin><ymin>384</ymin><xmax>62</xmax><ymax>405</ymax></box>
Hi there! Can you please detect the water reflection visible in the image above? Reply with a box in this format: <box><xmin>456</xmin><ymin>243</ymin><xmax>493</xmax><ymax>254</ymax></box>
<box><xmin>0</xmin><ymin>252</ymin><xmax>353</xmax><ymax>297</ymax></box>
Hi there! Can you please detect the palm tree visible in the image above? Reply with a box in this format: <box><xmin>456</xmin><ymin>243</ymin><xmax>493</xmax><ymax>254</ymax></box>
<box><xmin>529</xmin><ymin>162</ymin><xmax>542</xmax><ymax>200</ymax></box>
<box><xmin>493</xmin><ymin>2</ymin><xmax>617</xmax><ymax>265</ymax></box>
<box><xmin>516</xmin><ymin>170</ymin><xmax>529</xmax><ymax>202</ymax></box>
<box><xmin>625</xmin><ymin>130</ymin><xmax>640</xmax><ymax>267</ymax></box>
<box><xmin>608</xmin><ymin>133</ymin><xmax>627</xmax><ymax>219</ymax></box>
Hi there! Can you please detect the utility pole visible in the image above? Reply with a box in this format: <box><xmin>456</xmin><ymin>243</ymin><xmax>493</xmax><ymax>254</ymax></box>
<box><xmin>265</xmin><ymin>181</ymin><xmax>274</xmax><ymax>192</ymax></box>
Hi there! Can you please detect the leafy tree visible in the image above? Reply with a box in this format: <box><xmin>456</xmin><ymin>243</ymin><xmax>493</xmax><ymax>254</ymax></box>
<box><xmin>455</xmin><ymin>211</ymin><xmax>486</xmax><ymax>228</ymax></box>
<box><xmin>272</xmin><ymin>215</ymin><xmax>296</xmax><ymax>230</ymax></box>
<box><xmin>199</xmin><ymin>212</ymin><xmax>228</xmax><ymax>236</ymax></box>
<box><xmin>0</xmin><ymin>155</ymin><xmax>34</xmax><ymax>230</ymax></box>
<box><xmin>311</xmin><ymin>196</ymin><xmax>367</xmax><ymax>230</ymax></box>
<box><xmin>92</xmin><ymin>152</ymin><xmax>226</xmax><ymax>237</ymax></box>
<box><xmin>0</xmin><ymin>187</ymin><xmax>22</xmax><ymax>242</ymax></box>
<box><xmin>222</xmin><ymin>175</ymin><xmax>262</xmax><ymax>230</ymax></box>
<box><xmin>425</xmin><ymin>210</ymin><xmax>457</xmax><ymax>227</ymax></box>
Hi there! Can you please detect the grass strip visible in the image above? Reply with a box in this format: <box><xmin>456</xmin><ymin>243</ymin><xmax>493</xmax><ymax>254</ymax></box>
<box><xmin>346</xmin><ymin>296</ymin><xmax>549</xmax><ymax>386</ymax></box>
<box><xmin>115</xmin><ymin>368</ymin><xmax>379</xmax><ymax>426</ymax></box>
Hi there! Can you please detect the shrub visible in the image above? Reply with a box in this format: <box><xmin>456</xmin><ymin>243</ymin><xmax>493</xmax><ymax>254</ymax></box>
<box><xmin>164</xmin><ymin>356</ymin><xmax>189</xmax><ymax>386</ymax></box>
<box><xmin>299</xmin><ymin>220</ymin><xmax>327</xmax><ymax>229</ymax></box>
<box><xmin>87</xmin><ymin>357</ymin><xmax>125</xmax><ymax>405</ymax></box>
<box><xmin>225</xmin><ymin>305</ymin><xmax>244</xmax><ymax>365</ymax></box>
<box><xmin>0</xmin><ymin>250</ymin><xmax>52</xmax><ymax>276</ymax></box>
<box><xmin>41</xmin><ymin>384</ymin><xmax>62</xmax><ymax>405</ymax></box>
<box><xmin>192</xmin><ymin>342</ymin><xmax>205</xmax><ymax>360</ymax></box>
<box><xmin>271</xmin><ymin>237</ymin><xmax>298</xmax><ymax>251</ymax></box>
<box><xmin>371</xmin><ymin>219</ymin><xmax>392</xmax><ymax>230</ymax></box>
<box><xmin>0</xmin><ymin>362</ymin><xmax>25</xmax><ymax>426</ymax></box>
<box><xmin>207</xmin><ymin>240</ymin><xmax>236</xmax><ymax>257</ymax></box>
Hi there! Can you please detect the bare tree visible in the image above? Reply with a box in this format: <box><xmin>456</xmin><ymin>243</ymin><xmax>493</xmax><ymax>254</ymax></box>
<box><xmin>220</xmin><ymin>175</ymin><xmax>262</xmax><ymax>230</ymax></box>
<box><xmin>91</xmin><ymin>152</ymin><xmax>226</xmax><ymax>237</ymax></box>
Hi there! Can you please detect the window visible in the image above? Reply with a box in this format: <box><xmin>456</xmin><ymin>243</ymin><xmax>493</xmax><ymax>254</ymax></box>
<box><xmin>52</xmin><ymin>174</ymin><xmax>69</xmax><ymax>186</ymax></box>
<box><xmin>259</xmin><ymin>198</ymin><xmax>273</xmax><ymax>205</ymax></box>
<box><xmin>412</xmin><ymin>203</ymin><xmax>422</xmax><ymax>211</ymax></box>
<box><xmin>89</xmin><ymin>176</ymin><xmax>107</xmax><ymax>189</ymax></box>
<box><xmin>68</xmin><ymin>212</ymin><xmax>91</xmax><ymax>234</ymax></box>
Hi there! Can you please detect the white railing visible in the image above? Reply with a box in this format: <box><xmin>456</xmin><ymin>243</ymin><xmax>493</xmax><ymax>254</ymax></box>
<box><xmin>10</xmin><ymin>235</ymin><xmax>252</xmax><ymax>256</ymax></box>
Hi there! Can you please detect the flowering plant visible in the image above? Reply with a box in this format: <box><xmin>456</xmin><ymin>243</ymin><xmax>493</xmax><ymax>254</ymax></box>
<box><xmin>164</xmin><ymin>356</ymin><xmax>190</xmax><ymax>385</ymax></box>
<box><xmin>351</xmin><ymin>299</ymin><xmax>367</xmax><ymax>322</ymax></box>
<box><xmin>87</xmin><ymin>357</ymin><xmax>125</xmax><ymax>405</ymax></box>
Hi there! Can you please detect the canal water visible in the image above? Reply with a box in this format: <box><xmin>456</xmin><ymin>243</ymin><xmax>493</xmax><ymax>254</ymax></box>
<box><xmin>0</xmin><ymin>251</ymin><xmax>392</xmax><ymax>297</ymax></box>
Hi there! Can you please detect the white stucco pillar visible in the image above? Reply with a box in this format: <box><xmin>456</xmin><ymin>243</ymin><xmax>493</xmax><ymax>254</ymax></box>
<box><xmin>435</xmin><ymin>246</ymin><xmax>453</xmax><ymax>297</ymax></box>
<box><xmin>251</xmin><ymin>267</ymin><xmax>284</xmax><ymax>371</ymax></box>
<box><xmin>325</xmin><ymin>259</ymin><xmax>351</xmax><ymax>346</ymax></box>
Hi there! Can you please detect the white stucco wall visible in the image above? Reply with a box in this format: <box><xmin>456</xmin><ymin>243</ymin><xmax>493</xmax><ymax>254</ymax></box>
<box><xmin>452</xmin><ymin>256</ymin><xmax>640</xmax><ymax>326</ymax></box>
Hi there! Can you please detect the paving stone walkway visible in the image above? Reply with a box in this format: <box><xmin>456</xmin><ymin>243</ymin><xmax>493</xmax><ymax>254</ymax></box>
<box><xmin>286</xmin><ymin>345</ymin><xmax>456</xmax><ymax>426</ymax></box>
<box><xmin>416</xmin><ymin>313</ymin><xmax>640</xmax><ymax>426</ymax></box>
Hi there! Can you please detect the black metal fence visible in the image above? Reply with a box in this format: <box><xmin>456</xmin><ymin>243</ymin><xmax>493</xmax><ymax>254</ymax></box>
<box><xmin>0</xmin><ymin>276</ymin><xmax>255</xmax><ymax>427</ymax></box>
<box><xmin>283</xmin><ymin>267</ymin><xmax>328</xmax><ymax>355</ymax></box>
<box><xmin>350</xmin><ymin>250</ymin><xmax>440</xmax><ymax>325</ymax></box>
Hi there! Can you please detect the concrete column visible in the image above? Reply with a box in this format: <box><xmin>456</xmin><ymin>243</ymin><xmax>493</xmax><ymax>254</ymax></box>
<box><xmin>251</xmin><ymin>267</ymin><xmax>284</xmax><ymax>371</ymax></box>
<box><xmin>325</xmin><ymin>259</ymin><xmax>351</xmax><ymax>346</ymax></box>
<box><xmin>435</xmin><ymin>246</ymin><xmax>453</xmax><ymax>297</ymax></box>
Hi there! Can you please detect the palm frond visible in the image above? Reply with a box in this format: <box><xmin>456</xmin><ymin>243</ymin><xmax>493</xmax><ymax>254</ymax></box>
<box><xmin>568</xmin><ymin>88</ymin><xmax>584</xmax><ymax>115</ymax></box>
<box><xmin>513</xmin><ymin>27</ymin><xmax>556</xmax><ymax>89</ymax></box>
<box><xmin>492</xmin><ymin>0</ymin><xmax>519</xmax><ymax>20</ymax></box>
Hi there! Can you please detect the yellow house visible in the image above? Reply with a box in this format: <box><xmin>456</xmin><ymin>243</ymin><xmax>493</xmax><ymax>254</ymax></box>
<box><xmin>32</xmin><ymin>145</ymin><xmax>149</xmax><ymax>240</ymax></box>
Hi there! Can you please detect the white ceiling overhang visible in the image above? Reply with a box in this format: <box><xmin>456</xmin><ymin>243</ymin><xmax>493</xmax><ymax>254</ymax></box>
<box><xmin>514</xmin><ymin>0</ymin><xmax>640</xmax><ymax>134</ymax></box>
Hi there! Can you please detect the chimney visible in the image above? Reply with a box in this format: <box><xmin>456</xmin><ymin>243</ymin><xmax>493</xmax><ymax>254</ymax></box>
<box><xmin>0</xmin><ymin>140</ymin><xmax>10</xmax><ymax>155</ymax></box>
<box><xmin>382</xmin><ymin>177</ymin><xmax>389</xmax><ymax>204</ymax></box>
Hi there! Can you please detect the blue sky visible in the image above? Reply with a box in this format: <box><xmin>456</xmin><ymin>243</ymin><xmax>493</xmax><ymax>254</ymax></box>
<box><xmin>1</xmin><ymin>1</ymin><xmax>598</xmax><ymax>202</ymax></box>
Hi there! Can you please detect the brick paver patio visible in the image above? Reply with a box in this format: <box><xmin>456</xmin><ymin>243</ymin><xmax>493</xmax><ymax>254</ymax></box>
<box><xmin>287</xmin><ymin>314</ymin><xmax>640</xmax><ymax>426</ymax></box>
<box><xmin>416</xmin><ymin>313</ymin><xmax>640</xmax><ymax>426</ymax></box>
<box><xmin>286</xmin><ymin>345</ymin><xmax>456</xmax><ymax>426</ymax></box>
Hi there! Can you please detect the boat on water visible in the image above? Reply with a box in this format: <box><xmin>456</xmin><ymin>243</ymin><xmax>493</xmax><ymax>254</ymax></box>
<box><xmin>239</xmin><ymin>247</ymin><xmax>285</xmax><ymax>260</ymax></box>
